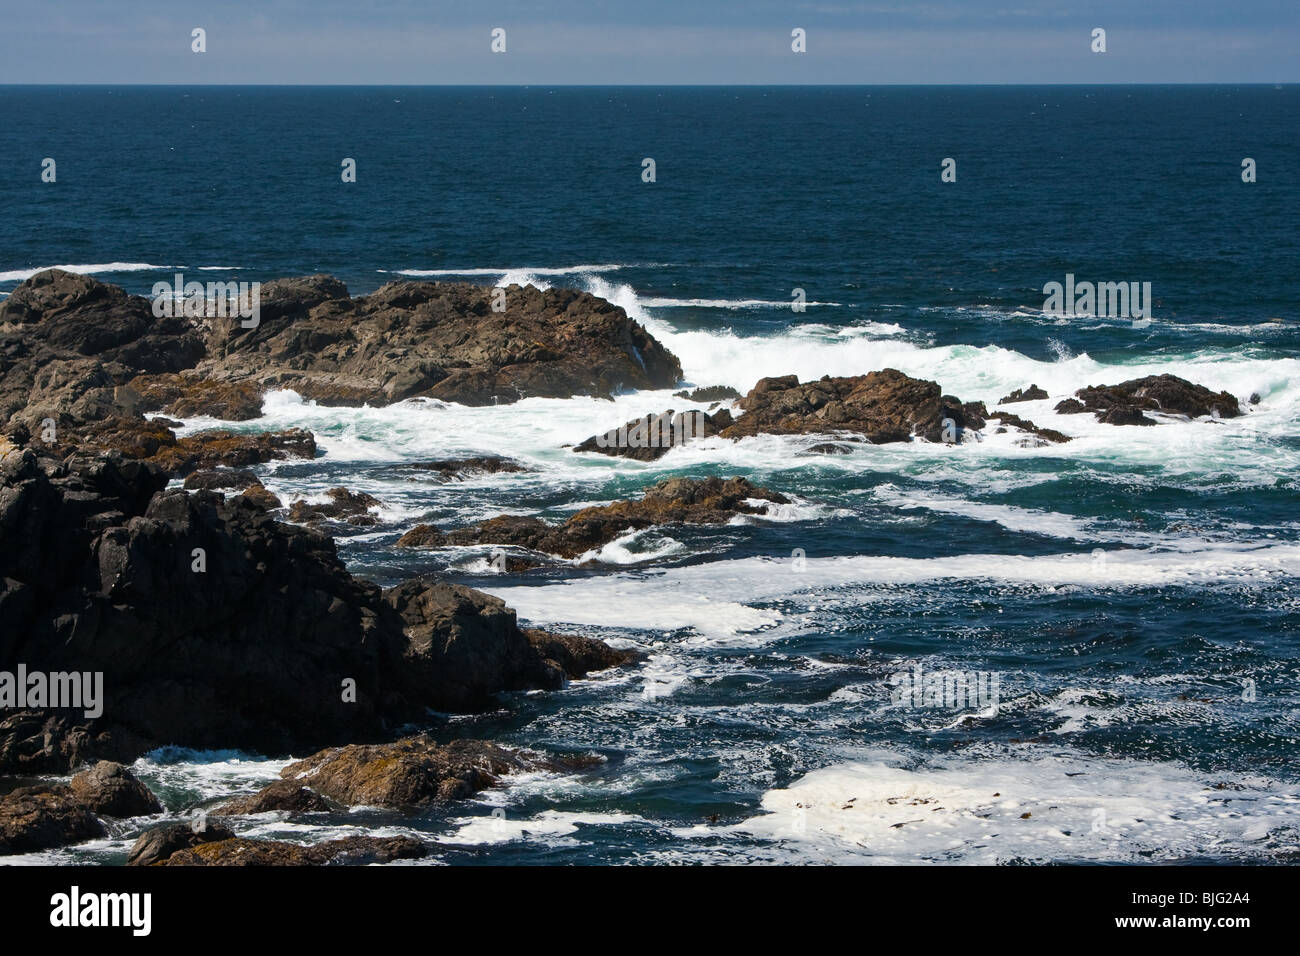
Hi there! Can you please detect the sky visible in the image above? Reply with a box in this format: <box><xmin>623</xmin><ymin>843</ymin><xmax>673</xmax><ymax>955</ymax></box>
<box><xmin>0</xmin><ymin>1</ymin><xmax>1296</xmax><ymax>85</ymax></box>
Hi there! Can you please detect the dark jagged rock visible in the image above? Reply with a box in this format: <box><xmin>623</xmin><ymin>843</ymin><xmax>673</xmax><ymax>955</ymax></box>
<box><xmin>997</xmin><ymin>384</ymin><xmax>1049</xmax><ymax>404</ymax></box>
<box><xmin>383</xmin><ymin>580</ymin><xmax>626</xmax><ymax>708</ymax></box>
<box><xmin>127</xmin><ymin>820</ymin><xmax>236</xmax><ymax>866</ymax></box>
<box><xmin>721</xmin><ymin>370</ymin><xmax>987</xmax><ymax>444</ymax></box>
<box><xmin>1054</xmin><ymin>398</ymin><xmax>1088</xmax><ymax>414</ymax></box>
<box><xmin>395</xmin><ymin>524</ymin><xmax>447</xmax><ymax>548</ymax></box>
<box><xmin>524</xmin><ymin>630</ymin><xmax>639</xmax><ymax>678</ymax></box>
<box><xmin>156</xmin><ymin>834</ymin><xmax>428</xmax><ymax>866</ymax></box>
<box><xmin>989</xmin><ymin>412</ymin><xmax>1072</xmax><ymax>444</ymax></box>
<box><xmin>806</xmin><ymin>442</ymin><xmax>855</xmax><ymax>455</ymax></box>
<box><xmin>1070</xmin><ymin>374</ymin><xmax>1240</xmax><ymax>423</ymax></box>
<box><xmin>1097</xmin><ymin>405</ymin><xmax>1157</xmax><ymax>426</ymax></box>
<box><xmin>674</xmin><ymin>385</ymin><xmax>742</xmax><ymax>402</ymax></box>
<box><xmin>0</xmin><ymin>785</ymin><xmax>106</xmax><ymax>854</ymax></box>
<box><xmin>68</xmin><ymin>761</ymin><xmax>163</xmax><ymax>817</ymax></box>
<box><xmin>0</xmin><ymin>446</ymin><xmax>631</xmax><ymax>772</ymax></box>
<box><xmin>0</xmin><ymin>270</ymin><xmax>205</xmax><ymax>433</ymax></box>
<box><xmin>276</xmin><ymin>737</ymin><xmax>540</xmax><ymax>808</ymax></box>
<box><xmin>214</xmin><ymin>779</ymin><xmax>332</xmax><ymax>816</ymax></box>
<box><xmin>396</xmin><ymin>457</ymin><xmax>528</xmax><ymax>481</ymax></box>
<box><xmin>288</xmin><ymin>487</ymin><xmax>380</xmax><ymax>526</ymax></box>
<box><xmin>183</xmin><ymin>468</ymin><xmax>261</xmax><ymax>492</ymax></box>
<box><xmin>447</xmin><ymin>476</ymin><xmax>790</xmax><ymax>559</ymax></box>
<box><xmin>574</xmin><ymin>408</ymin><xmax>731</xmax><ymax>461</ymax></box>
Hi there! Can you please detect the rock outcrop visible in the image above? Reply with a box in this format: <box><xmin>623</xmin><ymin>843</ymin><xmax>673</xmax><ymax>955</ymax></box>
<box><xmin>443</xmin><ymin>476</ymin><xmax>790</xmax><ymax>559</ymax></box>
<box><xmin>156</xmin><ymin>835</ymin><xmax>428</xmax><ymax>866</ymax></box>
<box><xmin>0</xmin><ymin>444</ymin><xmax>631</xmax><ymax>772</ymax></box>
<box><xmin>394</xmin><ymin>457</ymin><xmax>528</xmax><ymax>482</ymax></box>
<box><xmin>997</xmin><ymin>384</ymin><xmax>1049</xmax><ymax>404</ymax></box>
<box><xmin>288</xmin><ymin>487</ymin><xmax>381</xmax><ymax>526</ymax></box>
<box><xmin>275</xmin><ymin>737</ymin><xmax>538</xmax><ymax>808</ymax></box>
<box><xmin>68</xmin><ymin>760</ymin><xmax>163</xmax><ymax>817</ymax></box>
<box><xmin>0</xmin><ymin>761</ymin><xmax>161</xmax><ymax>855</ymax></box>
<box><xmin>214</xmin><ymin>780</ymin><xmax>332</xmax><ymax>816</ymax></box>
<box><xmin>0</xmin><ymin>785</ymin><xmax>106</xmax><ymax>855</ymax></box>
<box><xmin>1056</xmin><ymin>374</ymin><xmax>1241</xmax><ymax>425</ymax></box>
<box><xmin>127</xmin><ymin>820</ymin><xmax>237</xmax><ymax>866</ymax></box>
<box><xmin>722</xmin><ymin>370</ymin><xmax>986</xmax><ymax>443</ymax></box>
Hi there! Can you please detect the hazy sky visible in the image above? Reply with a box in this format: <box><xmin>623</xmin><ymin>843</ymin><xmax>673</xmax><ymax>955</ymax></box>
<box><xmin>1</xmin><ymin>1</ymin><xmax>1296</xmax><ymax>84</ymax></box>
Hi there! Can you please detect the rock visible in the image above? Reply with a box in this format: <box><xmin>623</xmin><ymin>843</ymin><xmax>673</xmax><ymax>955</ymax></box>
<box><xmin>395</xmin><ymin>524</ymin><xmax>447</xmax><ymax>548</ymax></box>
<box><xmin>674</xmin><ymin>385</ymin><xmax>742</xmax><ymax>402</ymax></box>
<box><xmin>1</xmin><ymin>271</ymin><xmax>682</xmax><ymax>466</ymax></box>
<box><xmin>208</xmin><ymin>277</ymin><xmax>682</xmax><ymax>406</ymax></box>
<box><xmin>385</xmin><ymin>580</ymin><xmax>582</xmax><ymax>708</ymax></box>
<box><xmin>989</xmin><ymin>412</ymin><xmax>1072</xmax><ymax>444</ymax></box>
<box><xmin>56</xmin><ymin>420</ymin><xmax>317</xmax><ymax>478</ymax></box>
<box><xmin>126</xmin><ymin>820</ymin><xmax>237</xmax><ymax>866</ymax></box>
<box><xmin>446</xmin><ymin>476</ymin><xmax>790</xmax><ymax>559</ymax></box>
<box><xmin>156</xmin><ymin>834</ymin><xmax>427</xmax><ymax>866</ymax></box>
<box><xmin>288</xmin><ymin>487</ymin><xmax>380</xmax><ymax>526</ymax></box>
<box><xmin>1054</xmin><ymin>398</ymin><xmax>1088</xmax><ymax>414</ymax></box>
<box><xmin>997</xmin><ymin>384</ymin><xmax>1049</xmax><ymax>404</ymax></box>
<box><xmin>1096</xmin><ymin>405</ymin><xmax>1157</xmax><ymax>426</ymax></box>
<box><xmin>214</xmin><ymin>779</ymin><xmax>331</xmax><ymax>816</ymax></box>
<box><xmin>0</xmin><ymin>785</ymin><xmax>106</xmax><ymax>855</ymax></box>
<box><xmin>0</xmin><ymin>450</ymin><xmax>629</xmax><ymax>771</ymax></box>
<box><xmin>145</xmin><ymin>428</ymin><xmax>316</xmax><ymax>476</ymax></box>
<box><xmin>721</xmin><ymin>370</ymin><xmax>986</xmax><ymax>444</ymax></box>
<box><xmin>128</xmin><ymin>373</ymin><xmax>265</xmax><ymax>421</ymax></box>
<box><xmin>1071</xmin><ymin>374</ymin><xmax>1240</xmax><ymax>422</ymax></box>
<box><xmin>524</xmin><ymin>630</ymin><xmax>639</xmax><ymax>678</ymax></box>
<box><xmin>806</xmin><ymin>442</ymin><xmax>856</xmax><ymax>455</ymax></box>
<box><xmin>183</xmin><ymin>469</ymin><xmax>261</xmax><ymax>492</ymax></box>
<box><xmin>277</xmin><ymin>737</ymin><xmax>538</xmax><ymax>807</ymax></box>
<box><xmin>574</xmin><ymin>408</ymin><xmax>731</xmax><ymax>461</ymax></box>
<box><xmin>68</xmin><ymin>761</ymin><xmax>163</xmax><ymax>817</ymax></box>
<box><xmin>396</xmin><ymin>457</ymin><xmax>528</xmax><ymax>481</ymax></box>
<box><xmin>235</xmin><ymin>483</ymin><xmax>282</xmax><ymax>510</ymax></box>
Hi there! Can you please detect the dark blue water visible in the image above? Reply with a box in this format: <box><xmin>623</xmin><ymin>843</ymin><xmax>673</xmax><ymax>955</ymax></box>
<box><xmin>3</xmin><ymin>87</ymin><xmax>1298</xmax><ymax>864</ymax></box>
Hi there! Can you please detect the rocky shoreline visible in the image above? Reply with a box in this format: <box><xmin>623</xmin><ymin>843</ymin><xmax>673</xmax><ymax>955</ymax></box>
<box><xmin>0</xmin><ymin>269</ymin><xmax>1254</xmax><ymax>862</ymax></box>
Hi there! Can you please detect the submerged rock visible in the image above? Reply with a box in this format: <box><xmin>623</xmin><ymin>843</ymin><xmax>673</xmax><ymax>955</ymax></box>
<box><xmin>674</xmin><ymin>385</ymin><xmax>742</xmax><ymax>402</ymax></box>
<box><xmin>395</xmin><ymin>457</ymin><xmax>528</xmax><ymax>481</ymax></box>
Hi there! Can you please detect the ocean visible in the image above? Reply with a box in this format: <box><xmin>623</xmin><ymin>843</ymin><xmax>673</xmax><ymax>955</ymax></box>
<box><xmin>2</xmin><ymin>85</ymin><xmax>1298</xmax><ymax>864</ymax></box>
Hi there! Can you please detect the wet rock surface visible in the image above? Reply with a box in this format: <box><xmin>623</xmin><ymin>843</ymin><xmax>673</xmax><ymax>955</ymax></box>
<box><xmin>445</xmin><ymin>476</ymin><xmax>790</xmax><ymax>559</ymax></box>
